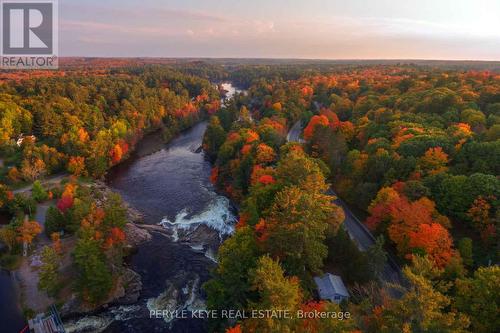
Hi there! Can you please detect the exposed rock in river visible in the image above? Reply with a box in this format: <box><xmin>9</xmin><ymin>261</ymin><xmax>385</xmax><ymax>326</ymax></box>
<box><xmin>113</xmin><ymin>268</ymin><xmax>143</xmax><ymax>305</ymax></box>
<box><xmin>176</xmin><ymin>223</ymin><xmax>222</xmax><ymax>248</ymax></box>
<box><xmin>93</xmin><ymin>181</ymin><xmax>145</xmax><ymax>224</ymax></box>
<box><xmin>146</xmin><ymin>270</ymin><xmax>206</xmax><ymax>324</ymax></box>
<box><xmin>124</xmin><ymin>222</ymin><xmax>152</xmax><ymax>248</ymax></box>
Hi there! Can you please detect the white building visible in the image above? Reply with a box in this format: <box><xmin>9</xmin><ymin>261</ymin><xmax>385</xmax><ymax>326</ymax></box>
<box><xmin>314</xmin><ymin>273</ymin><xmax>350</xmax><ymax>304</ymax></box>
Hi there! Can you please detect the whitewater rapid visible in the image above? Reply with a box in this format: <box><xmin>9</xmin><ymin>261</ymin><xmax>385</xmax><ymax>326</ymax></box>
<box><xmin>159</xmin><ymin>196</ymin><xmax>236</xmax><ymax>241</ymax></box>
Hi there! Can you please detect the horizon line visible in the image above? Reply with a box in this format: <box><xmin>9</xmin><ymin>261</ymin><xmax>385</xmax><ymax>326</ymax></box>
<box><xmin>58</xmin><ymin>56</ymin><xmax>500</xmax><ymax>63</ymax></box>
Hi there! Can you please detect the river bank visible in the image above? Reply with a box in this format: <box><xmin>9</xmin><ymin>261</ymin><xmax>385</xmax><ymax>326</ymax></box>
<box><xmin>7</xmin><ymin>182</ymin><xmax>151</xmax><ymax>323</ymax></box>
<box><xmin>0</xmin><ymin>117</ymin><xmax>201</xmax><ymax>333</ymax></box>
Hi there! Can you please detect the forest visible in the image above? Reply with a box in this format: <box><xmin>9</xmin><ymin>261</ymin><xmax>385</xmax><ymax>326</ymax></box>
<box><xmin>0</xmin><ymin>61</ymin><xmax>498</xmax><ymax>332</ymax></box>
<box><xmin>203</xmin><ymin>65</ymin><xmax>499</xmax><ymax>332</ymax></box>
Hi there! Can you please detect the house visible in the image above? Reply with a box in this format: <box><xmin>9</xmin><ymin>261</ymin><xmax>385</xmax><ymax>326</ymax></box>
<box><xmin>314</xmin><ymin>273</ymin><xmax>349</xmax><ymax>304</ymax></box>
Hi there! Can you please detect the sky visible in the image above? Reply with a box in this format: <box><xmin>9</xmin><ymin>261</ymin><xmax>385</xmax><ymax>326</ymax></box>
<box><xmin>59</xmin><ymin>0</ymin><xmax>500</xmax><ymax>60</ymax></box>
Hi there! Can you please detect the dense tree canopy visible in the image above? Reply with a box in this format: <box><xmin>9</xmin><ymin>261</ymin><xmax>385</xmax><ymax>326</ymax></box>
<box><xmin>0</xmin><ymin>66</ymin><xmax>219</xmax><ymax>181</ymax></box>
<box><xmin>204</xmin><ymin>64</ymin><xmax>499</xmax><ymax>332</ymax></box>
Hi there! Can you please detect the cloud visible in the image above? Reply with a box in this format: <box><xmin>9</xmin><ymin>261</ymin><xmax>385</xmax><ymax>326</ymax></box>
<box><xmin>59</xmin><ymin>2</ymin><xmax>500</xmax><ymax>60</ymax></box>
<box><xmin>61</xmin><ymin>19</ymin><xmax>185</xmax><ymax>38</ymax></box>
<box><xmin>153</xmin><ymin>8</ymin><xmax>227</xmax><ymax>23</ymax></box>
<box><xmin>61</xmin><ymin>3</ymin><xmax>227</xmax><ymax>23</ymax></box>
<box><xmin>252</xmin><ymin>20</ymin><xmax>276</xmax><ymax>34</ymax></box>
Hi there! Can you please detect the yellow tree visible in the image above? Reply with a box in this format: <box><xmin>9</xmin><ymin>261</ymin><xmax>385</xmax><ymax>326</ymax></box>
<box><xmin>17</xmin><ymin>219</ymin><xmax>42</xmax><ymax>247</ymax></box>
<box><xmin>379</xmin><ymin>256</ymin><xmax>470</xmax><ymax>332</ymax></box>
<box><xmin>20</xmin><ymin>158</ymin><xmax>46</xmax><ymax>181</ymax></box>
<box><xmin>0</xmin><ymin>226</ymin><xmax>17</xmax><ymax>252</ymax></box>
<box><xmin>67</xmin><ymin>156</ymin><xmax>86</xmax><ymax>176</ymax></box>
<box><xmin>262</xmin><ymin>185</ymin><xmax>342</xmax><ymax>276</ymax></box>
<box><xmin>243</xmin><ymin>256</ymin><xmax>301</xmax><ymax>332</ymax></box>
<box><xmin>418</xmin><ymin>147</ymin><xmax>449</xmax><ymax>176</ymax></box>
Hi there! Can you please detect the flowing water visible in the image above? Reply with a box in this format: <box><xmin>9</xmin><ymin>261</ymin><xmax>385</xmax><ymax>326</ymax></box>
<box><xmin>63</xmin><ymin>84</ymin><xmax>241</xmax><ymax>332</ymax></box>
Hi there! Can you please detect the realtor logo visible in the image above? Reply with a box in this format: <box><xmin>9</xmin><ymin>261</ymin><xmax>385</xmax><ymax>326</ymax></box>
<box><xmin>1</xmin><ymin>0</ymin><xmax>58</xmax><ymax>68</ymax></box>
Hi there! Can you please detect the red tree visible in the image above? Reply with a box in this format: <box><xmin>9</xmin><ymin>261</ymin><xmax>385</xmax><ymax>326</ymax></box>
<box><xmin>408</xmin><ymin>223</ymin><xmax>454</xmax><ymax>268</ymax></box>
<box><xmin>304</xmin><ymin>115</ymin><xmax>329</xmax><ymax>140</ymax></box>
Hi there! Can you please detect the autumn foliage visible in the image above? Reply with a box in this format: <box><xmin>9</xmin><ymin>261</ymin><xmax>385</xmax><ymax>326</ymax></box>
<box><xmin>225</xmin><ymin>324</ymin><xmax>242</xmax><ymax>333</ymax></box>
<box><xmin>110</xmin><ymin>143</ymin><xmax>123</xmax><ymax>165</ymax></box>
<box><xmin>57</xmin><ymin>183</ymin><xmax>77</xmax><ymax>212</ymax></box>
<box><xmin>256</xmin><ymin>143</ymin><xmax>276</xmax><ymax>164</ymax></box>
<box><xmin>418</xmin><ymin>147</ymin><xmax>449</xmax><ymax>175</ymax></box>
<box><xmin>367</xmin><ymin>184</ymin><xmax>454</xmax><ymax>267</ymax></box>
<box><xmin>68</xmin><ymin>156</ymin><xmax>86</xmax><ymax>176</ymax></box>
<box><xmin>408</xmin><ymin>223</ymin><xmax>454</xmax><ymax>267</ymax></box>
<box><xmin>17</xmin><ymin>220</ymin><xmax>42</xmax><ymax>245</ymax></box>
<box><xmin>304</xmin><ymin>115</ymin><xmax>329</xmax><ymax>140</ymax></box>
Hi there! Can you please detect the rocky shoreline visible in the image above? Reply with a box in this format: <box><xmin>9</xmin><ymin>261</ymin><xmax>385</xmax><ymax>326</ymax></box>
<box><xmin>49</xmin><ymin>220</ymin><xmax>159</xmax><ymax>333</ymax></box>
<box><xmin>59</xmin><ymin>184</ymin><xmax>153</xmax><ymax>319</ymax></box>
<box><xmin>10</xmin><ymin>171</ymin><xmax>237</xmax><ymax>332</ymax></box>
<box><xmin>59</xmin><ymin>180</ymin><xmax>230</xmax><ymax>317</ymax></box>
<box><xmin>12</xmin><ymin>181</ymin><xmax>154</xmax><ymax>322</ymax></box>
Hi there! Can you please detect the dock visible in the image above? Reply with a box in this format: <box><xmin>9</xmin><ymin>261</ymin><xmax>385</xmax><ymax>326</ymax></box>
<box><xmin>27</xmin><ymin>305</ymin><xmax>65</xmax><ymax>333</ymax></box>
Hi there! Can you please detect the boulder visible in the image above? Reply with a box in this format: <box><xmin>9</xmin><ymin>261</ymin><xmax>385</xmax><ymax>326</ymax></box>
<box><xmin>124</xmin><ymin>223</ymin><xmax>152</xmax><ymax>248</ymax></box>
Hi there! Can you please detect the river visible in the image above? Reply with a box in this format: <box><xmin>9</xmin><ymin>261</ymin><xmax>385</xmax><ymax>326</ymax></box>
<box><xmin>62</xmin><ymin>84</ymin><xmax>241</xmax><ymax>333</ymax></box>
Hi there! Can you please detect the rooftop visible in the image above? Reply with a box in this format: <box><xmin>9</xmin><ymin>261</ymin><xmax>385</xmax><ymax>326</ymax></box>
<box><xmin>314</xmin><ymin>273</ymin><xmax>349</xmax><ymax>301</ymax></box>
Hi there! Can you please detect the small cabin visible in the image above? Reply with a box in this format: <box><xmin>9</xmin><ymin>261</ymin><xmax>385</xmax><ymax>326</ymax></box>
<box><xmin>314</xmin><ymin>273</ymin><xmax>349</xmax><ymax>304</ymax></box>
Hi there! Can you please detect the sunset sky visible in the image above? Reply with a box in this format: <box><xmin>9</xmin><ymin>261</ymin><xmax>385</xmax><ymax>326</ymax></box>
<box><xmin>60</xmin><ymin>0</ymin><xmax>500</xmax><ymax>60</ymax></box>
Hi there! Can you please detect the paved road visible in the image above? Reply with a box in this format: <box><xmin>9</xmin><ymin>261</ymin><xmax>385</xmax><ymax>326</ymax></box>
<box><xmin>13</xmin><ymin>174</ymin><xmax>67</xmax><ymax>194</ymax></box>
<box><xmin>328</xmin><ymin>188</ymin><xmax>402</xmax><ymax>284</ymax></box>
<box><xmin>287</xmin><ymin>121</ymin><xmax>402</xmax><ymax>285</ymax></box>
<box><xmin>286</xmin><ymin>120</ymin><xmax>304</xmax><ymax>143</ymax></box>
